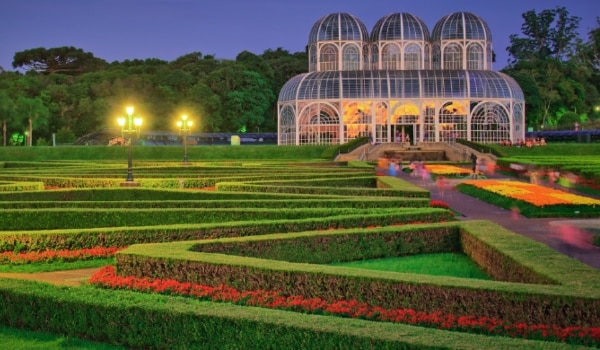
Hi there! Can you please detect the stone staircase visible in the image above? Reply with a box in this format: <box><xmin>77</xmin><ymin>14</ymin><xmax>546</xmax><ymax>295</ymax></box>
<box><xmin>336</xmin><ymin>142</ymin><xmax>497</xmax><ymax>164</ymax></box>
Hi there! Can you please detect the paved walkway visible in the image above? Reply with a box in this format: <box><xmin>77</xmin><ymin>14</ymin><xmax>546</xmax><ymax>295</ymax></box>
<box><xmin>0</xmin><ymin>267</ymin><xmax>100</xmax><ymax>287</ymax></box>
<box><xmin>397</xmin><ymin>169</ymin><xmax>600</xmax><ymax>270</ymax></box>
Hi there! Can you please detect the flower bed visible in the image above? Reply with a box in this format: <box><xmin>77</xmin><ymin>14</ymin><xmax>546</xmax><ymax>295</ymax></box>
<box><xmin>458</xmin><ymin>180</ymin><xmax>600</xmax><ymax>217</ymax></box>
<box><xmin>430</xmin><ymin>200</ymin><xmax>450</xmax><ymax>209</ymax></box>
<box><xmin>424</xmin><ymin>165</ymin><xmax>472</xmax><ymax>176</ymax></box>
<box><xmin>89</xmin><ymin>266</ymin><xmax>600</xmax><ymax>347</ymax></box>
<box><xmin>0</xmin><ymin>247</ymin><xmax>124</xmax><ymax>264</ymax></box>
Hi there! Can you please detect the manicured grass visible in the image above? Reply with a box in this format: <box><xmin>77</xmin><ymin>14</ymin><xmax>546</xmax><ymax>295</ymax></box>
<box><xmin>331</xmin><ymin>253</ymin><xmax>491</xmax><ymax>280</ymax></box>
<box><xmin>490</xmin><ymin>143</ymin><xmax>600</xmax><ymax>157</ymax></box>
<box><xmin>0</xmin><ymin>144</ymin><xmax>333</xmax><ymax>161</ymax></box>
<box><xmin>0</xmin><ymin>325</ymin><xmax>125</xmax><ymax>350</ymax></box>
<box><xmin>0</xmin><ymin>259</ymin><xmax>112</xmax><ymax>273</ymax></box>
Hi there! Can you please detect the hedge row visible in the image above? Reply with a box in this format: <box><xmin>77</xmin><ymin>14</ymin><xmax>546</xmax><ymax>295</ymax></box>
<box><xmin>0</xmin><ymin>175</ymin><xmax>378</xmax><ymax>191</ymax></box>
<box><xmin>0</xmin><ymin>181</ymin><xmax>44</xmax><ymax>192</ymax></box>
<box><xmin>495</xmin><ymin>155</ymin><xmax>600</xmax><ymax>186</ymax></box>
<box><xmin>0</xmin><ymin>208</ymin><xmax>453</xmax><ymax>252</ymax></box>
<box><xmin>0</xmin><ymin>278</ymin><xmax>563</xmax><ymax>350</ymax></box>
<box><xmin>1</xmin><ymin>165</ymin><xmax>370</xmax><ymax>178</ymax></box>
<box><xmin>216</xmin><ymin>180</ymin><xmax>430</xmax><ymax>198</ymax></box>
<box><xmin>0</xmin><ymin>207</ymin><xmax>411</xmax><ymax>231</ymax></box>
<box><xmin>0</xmin><ymin>144</ymin><xmax>334</xmax><ymax>161</ymax></box>
<box><xmin>114</xmin><ymin>222</ymin><xmax>600</xmax><ymax>328</ymax></box>
<box><xmin>0</xmin><ymin>187</ymin><xmax>332</xmax><ymax>202</ymax></box>
<box><xmin>0</xmin><ymin>197</ymin><xmax>431</xmax><ymax>210</ymax></box>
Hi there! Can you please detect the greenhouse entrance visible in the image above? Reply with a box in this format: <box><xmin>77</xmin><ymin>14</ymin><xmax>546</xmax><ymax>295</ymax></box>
<box><xmin>393</xmin><ymin>124</ymin><xmax>415</xmax><ymax>145</ymax></box>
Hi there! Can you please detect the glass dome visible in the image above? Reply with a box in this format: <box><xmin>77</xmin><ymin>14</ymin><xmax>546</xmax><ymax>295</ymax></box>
<box><xmin>370</xmin><ymin>13</ymin><xmax>431</xmax><ymax>42</ymax></box>
<box><xmin>279</xmin><ymin>70</ymin><xmax>521</xmax><ymax>102</ymax></box>
<box><xmin>308</xmin><ymin>12</ymin><xmax>369</xmax><ymax>44</ymax></box>
<box><xmin>431</xmin><ymin>12</ymin><xmax>492</xmax><ymax>41</ymax></box>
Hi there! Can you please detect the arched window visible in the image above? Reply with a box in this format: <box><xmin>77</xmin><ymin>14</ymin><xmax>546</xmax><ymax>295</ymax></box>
<box><xmin>342</xmin><ymin>45</ymin><xmax>361</xmax><ymax>71</ymax></box>
<box><xmin>439</xmin><ymin>101</ymin><xmax>467</xmax><ymax>142</ymax></box>
<box><xmin>298</xmin><ymin>104</ymin><xmax>340</xmax><ymax>145</ymax></box>
<box><xmin>382</xmin><ymin>44</ymin><xmax>401</xmax><ymax>70</ymax></box>
<box><xmin>279</xmin><ymin>105</ymin><xmax>296</xmax><ymax>145</ymax></box>
<box><xmin>443</xmin><ymin>43</ymin><xmax>462</xmax><ymax>70</ymax></box>
<box><xmin>471</xmin><ymin>102</ymin><xmax>510</xmax><ymax>144</ymax></box>
<box><xmin>467</xmin><ymin>43</ymin><xmax>484</xmax><ymax>70</ymax></box>
<box><xmin>320</xmin><ymin>44</ymin><xmax>338</xmax><ymax>71</ymax></box>
<box><xmin>404</xmin><ymin>43</ymin><xmax>422</xmax><ymax>70</ymax></box>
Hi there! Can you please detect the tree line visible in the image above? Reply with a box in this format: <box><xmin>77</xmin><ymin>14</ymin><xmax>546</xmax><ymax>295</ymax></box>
<box><xmin>0</xmin><ymin>48</ymin><xmax>307</xmax><ymax>145</ymax></box>
<box><xmin>0</xmin><ymin>6</ymin><xmax>598</xmax><ymax>146</ymax></box>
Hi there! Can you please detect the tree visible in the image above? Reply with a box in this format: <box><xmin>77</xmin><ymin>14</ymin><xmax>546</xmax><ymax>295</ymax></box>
<box><xmin>506</xmin><ymin>7</ymin><xmax>581</xmax><ymax>66</ymax></box>
<box><xmin>15</xmin><ymin>97</ymin><xmax>50</xmax><ymax>146</ymax></box>
<box><xmin>222</xmin><ymin>71</ymin><xmax>275</xmax><ymax>132</ymax></box>
<box><xmin>236</xmin><ymin>50</ymin><xmax>275</xmax><ymax>90</ymax></box>
<box><xmin>260</xmin><ymin>48</ymin><xmax>308</xmax><ymax>131</ymax></box>
<box><xmin>186</xmin><ymin>83</ymin><xmax>223</xmax><ymax>133</ymax></box>
<box><xmin>503</xmin><ymin>7</ymin><xmax>597</xmax><ymax>129</ymax></box>
<box><xmin>12</xmin><ymin>46</ymin><xmax>107</xmax><ymax>75</ymax></box>
<box><xmin>170</xmin><ymin>52</ymin><xmax>204</xmax><ymax>69</ymax></box>
<box><xmin>0</xmin><ymin>91</ymin><xmax>16</xmax><ymax>146</ymax></box>
<box><xmin>505</xmin><ymin>68</ymin><xmax>544</xmax><ymax>128</ymax></box>
<box><xmin>587</xmin><ymin>18</ymin><xmax>600</xmax><ymax>69</ymax></box>
<box><xmin>261</xmin><ymin>48</ymin><xmax>308</xmax><ymax>90</ymax></box>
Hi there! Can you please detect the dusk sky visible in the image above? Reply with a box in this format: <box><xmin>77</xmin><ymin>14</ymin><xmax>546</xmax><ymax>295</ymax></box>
<box><xmin>1</xmin><ymin>0</ymin><xmax>597</xmax><ymax>73</ymax></box>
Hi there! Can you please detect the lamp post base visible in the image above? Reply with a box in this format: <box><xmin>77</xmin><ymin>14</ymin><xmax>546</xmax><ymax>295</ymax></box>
<box><xmin>119</xmin><ymin>181</ymin><xmax>141</xmax><ymax>187</ymax></box>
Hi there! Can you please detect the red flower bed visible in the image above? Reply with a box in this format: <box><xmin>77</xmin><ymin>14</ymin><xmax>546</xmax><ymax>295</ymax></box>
<box><xmin>0</xmin><ymin>247</ymin><xmax>125</xmax><ymax>264</ymax></box>
<box><xmin>429</xmin><ymin>200</ymin><xmax>449</xmax><ymax>209</ymax></box>
<box><xmin>89</xmin><ymin>266</ymin><xmax>600</xmax><ymax>346</ymax></box>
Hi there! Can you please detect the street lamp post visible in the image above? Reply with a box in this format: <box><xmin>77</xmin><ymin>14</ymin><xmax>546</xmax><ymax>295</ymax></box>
<box><xmin>177</xmin><ymin>114</ymin><xmax>193</xmax><ymax>164</ymax></box>
<box><xmin>117</xmin><ymin>106</ymin><xmax>142</xmax><ymax>183</ymax></box>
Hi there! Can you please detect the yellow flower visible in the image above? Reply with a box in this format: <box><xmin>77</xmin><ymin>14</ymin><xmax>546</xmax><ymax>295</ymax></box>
<box><xmin>462</xmin><ymin>180</ymin><xmax>600</xmax><ymax>207</ymax></box>
<box><xmin>425</xmin><ymin>165</ymin><xmax>471</xmax><ymax>175</ymax></box>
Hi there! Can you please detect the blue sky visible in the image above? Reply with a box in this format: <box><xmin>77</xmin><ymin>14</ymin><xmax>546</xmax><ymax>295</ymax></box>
<box><xmin>0</xmin><ymin>0</ymin><xmax>597</xmax><ymax>72</ymax></box>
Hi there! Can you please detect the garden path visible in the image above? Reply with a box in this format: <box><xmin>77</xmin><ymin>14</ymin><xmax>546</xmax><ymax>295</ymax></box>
<box><xmin>397</xmin><ymin>168</ymin><xmax>600</xmax><ymax>270</ymax></box>
<box><xmin>0</xmin><ymin>267</ymin><xmax>100</xmax><ymax>287</ymax></box>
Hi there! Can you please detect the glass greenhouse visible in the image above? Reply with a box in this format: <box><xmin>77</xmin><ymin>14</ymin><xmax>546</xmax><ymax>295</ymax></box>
<box><xmin>278</xmin><ymin>12</ymin><xmax>525</xmax><ymax>145</ymax></box>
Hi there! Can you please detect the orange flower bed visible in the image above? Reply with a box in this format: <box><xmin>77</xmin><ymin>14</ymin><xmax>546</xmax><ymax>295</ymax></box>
<box><xmin>462</xmin><ymin>180</ymin><xmax>600</xmax><ymax>207</ymax></box>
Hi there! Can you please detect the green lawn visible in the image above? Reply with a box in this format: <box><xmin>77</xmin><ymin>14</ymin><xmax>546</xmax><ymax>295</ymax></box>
<box><xmin>0</xmin><ymin>326</ymin><xmax>126</xmax><ymax>350</ymax></box>
<box><xmin>331</xmin><ymin>253</ymin><xmax>491</xmax><ymax>280</ymax></box>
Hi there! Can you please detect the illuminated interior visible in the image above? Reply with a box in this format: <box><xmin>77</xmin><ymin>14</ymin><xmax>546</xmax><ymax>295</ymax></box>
<box><xmin>278</xmin><ymin>11</ymin><xmax>525</xmax><ymax>145</ymax></box>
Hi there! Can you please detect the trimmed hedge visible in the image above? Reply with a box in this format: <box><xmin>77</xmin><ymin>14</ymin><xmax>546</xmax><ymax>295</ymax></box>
<box><xmin>0</xmin><ymin>278</ymin><xmax>567</xmax><ymax>350</ymax></box>
<box><xmin>0</xmin><ymin>197</ymin><xmax>431</xmax><ymax>210</ymax></box>
<box><xmin>0</xmin><ymin>181</ymin><xmax>45</xmax><ymax>192</ymax></box>
<box><xmin>114</xmin><ymin>221</ymin><xmax>600</xmax><ymax>328</ymax></box>
<box><xmin>0</xmin><ymin>207</ymin><xmax>408</xmax><ymax>230</ymax></box>
<box><xmin>0</xmin><ymin>208</ymin><xmax>453</xmax><ymax>252</ymax></box>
